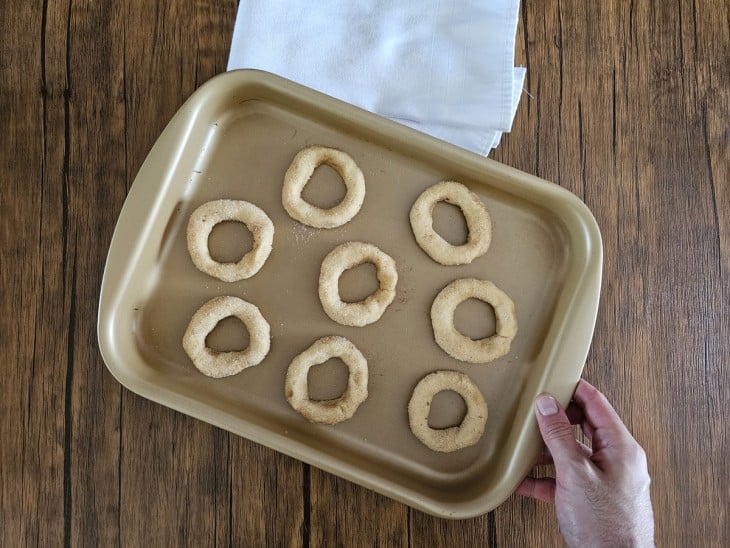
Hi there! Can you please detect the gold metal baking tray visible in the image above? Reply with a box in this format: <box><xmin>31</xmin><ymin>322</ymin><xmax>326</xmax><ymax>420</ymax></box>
<box><xmin>97</xmin><ymin>70</ymin><xmax>602</xmax><ymax>519</ymax></box>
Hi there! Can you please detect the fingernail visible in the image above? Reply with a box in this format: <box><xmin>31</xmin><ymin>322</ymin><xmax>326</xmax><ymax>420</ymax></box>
<box><xmin>536</xmin><ymin>394</ymin><xmax>559</xmax><ymax>416</ymax></box>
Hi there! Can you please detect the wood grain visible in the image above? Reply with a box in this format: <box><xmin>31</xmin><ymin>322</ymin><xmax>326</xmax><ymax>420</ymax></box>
<box><xmin>1</xmin><ymin>1</ymin><xmax>728</xmax><ymax>546</ymax></box>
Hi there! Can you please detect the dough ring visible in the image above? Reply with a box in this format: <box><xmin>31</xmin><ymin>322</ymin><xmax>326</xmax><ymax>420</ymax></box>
<box><xmin>285</xmin><ymin>336</ymin><xmax>368</xmax><ymax>425</ymax></box>
<box><xmin>187</xmin><ymin>199</ymin><xmax>274</xmax><ymax>282</ymax></box>
<box><xmin>319</xmin><ymin>241</ymin><xmax>398</xmax><ymax>327</ymax></box>
<box><xmin>282</xmin><ymin>145</ymin><xmax>365</xmax><ymax>228</ymax></box>
<box><xmin>182</xmin><ymin>296</ymin><xmax>271</xmax><ymax>378</ymax></box>
<box><xmin>431</xmin><ymin>278</ymin><xmax>517</xmax><ymax>363</ymax></box>
<box><xmin>409</xmin><ymin>181</ymin><xmax>492</xmax><ymax>265</ymax></box>
<box><xmin>408</xmin><ymin>370</ymin><xmax>488</xmax><ymax>452</ymax></box>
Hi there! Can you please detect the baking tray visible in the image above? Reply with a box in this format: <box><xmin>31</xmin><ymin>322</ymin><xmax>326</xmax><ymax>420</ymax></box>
<box><xmin>97</xmin><ymin>70</ymin><xmax>602</xmax><ymax>519</ymax></box>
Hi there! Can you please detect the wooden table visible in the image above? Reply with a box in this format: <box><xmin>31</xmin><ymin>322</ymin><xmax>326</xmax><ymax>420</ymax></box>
<box><xmin>2</xmin><ymin>1</ymin><xmax>728</xmax><ymax>545</ymax></box>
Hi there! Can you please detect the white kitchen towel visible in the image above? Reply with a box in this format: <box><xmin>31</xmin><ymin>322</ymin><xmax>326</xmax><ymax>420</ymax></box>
<box><xmin>227</xmin><ymin>1</ymin><xmax>524</xmax><ymax>155</ymax></box>
<box><xmin>393</xmin><ymin>67</ymin><xmax>525</xmax><ymax>154</ymax></box>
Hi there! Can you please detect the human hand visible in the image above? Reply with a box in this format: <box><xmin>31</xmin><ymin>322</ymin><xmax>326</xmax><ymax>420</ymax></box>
<box><xmin>516</xmin><ymin>379</ymin><xmax>655</xmax><ymax>547</ymax></box>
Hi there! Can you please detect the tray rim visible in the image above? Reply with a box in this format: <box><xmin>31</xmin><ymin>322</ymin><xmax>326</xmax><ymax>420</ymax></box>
<box><xmin>97</xmin><ymin>69</ymin><xmax>603</xmax><ymax>519</ymax></box>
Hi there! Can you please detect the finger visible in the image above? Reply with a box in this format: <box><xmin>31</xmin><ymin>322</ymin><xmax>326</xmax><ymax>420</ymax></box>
<box><xmin>515</xmin><ymin>477</ymin><xmax>556</xmax><ymax>503</ymax></box>
<box><xmin>534</xmin><ymin>393</ymin><xmax>584</xmax><ymax>468</ymax></box>
<box><xmin>573</xmin><ymin>380</ymin><xmax>635</xmax><ymax>451</ymax></box>
<box><xmin>537</xmin><ymin>439</ymin><xmax>592</xmax><ymax>466</ymax></box>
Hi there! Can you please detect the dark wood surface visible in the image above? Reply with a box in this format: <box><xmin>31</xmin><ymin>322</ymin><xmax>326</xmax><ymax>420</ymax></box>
<box><xmin>2</xmin><ymin>1</ymin><xmax>728</xmax><ymax>545</ymax></box>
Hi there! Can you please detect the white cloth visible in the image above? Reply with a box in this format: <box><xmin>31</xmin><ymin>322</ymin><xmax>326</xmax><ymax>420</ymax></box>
<box><xmin>228</xmin><ymin>1</ymin><xmax>524</xmax><ymax>155</ymax></box>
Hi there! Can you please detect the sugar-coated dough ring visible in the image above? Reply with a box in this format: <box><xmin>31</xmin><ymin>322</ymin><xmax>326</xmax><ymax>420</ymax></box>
<box><xmin>410</xmin><ymin>181</ymin><xmax>492</xmax><ymax>265</ymax></box>
<box><xmin>431</xmin><ymin>278</ymin><xmax>517</xmax><ymax>363</ymax></box>
<box><xmin>282</xmin><ymin>146</ymin><xmax>365</xmax><ymax>228</ymax></box>
<box><xmin>182</xmin><ymin>296</ymin><xmax>271</xmax><ymax>378</ymax></box>
<box><xmin>319</xmin><ymin>241</ymin><xmax>398</xmax><ymax>327</ymax></box>
<box><xmin>187</xmin><ymin>199</ymin><xmax>274</xmax><ymax>282</ymax></box>
<box><xmin>408</xmin><ymin>371</ymin><xmax>488</xmax><ymax>452</ymax></box>
<box><xmin>285</xmin><ymin>336</ymin><xmax>368</xmax><ymax>424</ymax></box>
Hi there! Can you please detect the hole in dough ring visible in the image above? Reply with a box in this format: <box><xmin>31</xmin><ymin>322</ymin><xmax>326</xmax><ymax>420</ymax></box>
<box><xmin>187</xmin><ymin>199</ymin><xmax>274</xmax><ymax>282</ymax></box>
<box><xmin>282</xmin><ymin>145</ymin><xmax>365</xmax><ymax>228</ymax></box>
<box><xmin>410</xmin><ymin>181</ymin><xmax>492</xmax><ymax>265</ymax></box>
<box><xmin>408</xmin><ymin>371</ymin><xmax>488</xmax><ymax>452</ymax></box>
<box><xmin>431</xmin><ymin>278</ymin><xmax>517</xmax><ymax>363</ymax></box>
<box><xmin>285</xmin><ymin>336</ymin><xmax>368</xmax><ymax>425</ymax></box>
<box><xmin>182</xmin><ymin>296</ymin><xmax>271</xmax><ymax>378</ymax></box>
<box><xmin>319</xmin><ymin>241</ymin><xmax>398</xmax><ymax>327</ymax></box>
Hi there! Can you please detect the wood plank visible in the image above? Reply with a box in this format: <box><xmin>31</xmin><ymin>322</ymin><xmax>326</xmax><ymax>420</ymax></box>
<box><xmin>229</xmin><ymin>441</ymin><xmax>305</xmax><ymax>547</ymax></box>
<box><xmin>631</xmin><ymin>0</ymin><xmax>729</xmax><ymax>543</ymax></box>
<box><xmin>309</xmin><ymin>468</ymin><xmax>409</xmax><ymax>546</ymax></box>
<box><xmin>63</xmin><ymin>0</ymin><xmax>127</xmax><ymax>544</ymax></box>
<box><xmin>119</xmin><ymin>400</ymin><xmax>221</xmax><ymax>545</ymax></box>
<box><xmin>0</xmin><ymin>2</ymin><xmax>65</xmax><ymax>545</ymax></box>
<box><xmin>409</xmin><ymin>511</ymin><xmax>492</xmax><ymax>548</ymax></box>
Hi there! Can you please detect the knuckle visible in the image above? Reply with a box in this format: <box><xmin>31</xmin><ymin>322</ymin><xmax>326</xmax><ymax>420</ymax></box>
<box><xmin>541</xmin><ymin>420</ymin><xmax>573</xmax><ymax>442</ymax></box>
<box><xmin>581</xmin><ymin>381</ymin><xmax>601</xmax><ymax>402</ymax></box>
<box><xmin>618</xmin><ymin>441</ymin><xmax>648</xmax><ymax>469</ymax></box>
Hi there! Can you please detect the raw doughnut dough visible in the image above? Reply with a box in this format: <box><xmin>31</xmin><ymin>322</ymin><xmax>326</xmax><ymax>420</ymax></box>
<box><xmin>318</xmin><ymin>241</ymin><xmax>398</xmax><ymax>327</ymax></box>
<box><xmin>182</xmin><ymin>296</ymin><xmax>271</xmax><ymax>378</ymax></box>
<box><xmin>282</xmin><ymin>145</ymin><xmax>365</xmax><ymax>228</ymax></box>
<box><xmin>409</xmin><ymin>181</ymin><xmax>491</xmax><ymax>265</ymax></box>
<box><xmin>431</xmin><ymin>278</ymin><xmax>517</xmax><ymax>363</ymax></box>
<box><xmin>408</xmin><ymin>370</ymin><xmax>488</xmax><ymax>452</ymax></box>
<box><xmin>285</xmin><ymin>336</ymin><xmax>368</xmax><ymax>424</ymax></box>
<box><xmin>187</xmin><ymin>199</ymin><xmax>274</xmax><ymax>282</ymax></box>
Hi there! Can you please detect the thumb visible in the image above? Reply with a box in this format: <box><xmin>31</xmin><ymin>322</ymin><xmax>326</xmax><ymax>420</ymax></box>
<box><xmin>534</xmin><ymin>393</ymin><xmax>583</xmax><ymax>468</ymax></box>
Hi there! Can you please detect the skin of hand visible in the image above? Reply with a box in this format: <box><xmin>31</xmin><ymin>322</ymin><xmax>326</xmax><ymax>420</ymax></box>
<box><xmin>516</xmin><ymin>379</ymin><xmax>655</xmax><ymax>548</ymax></box>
